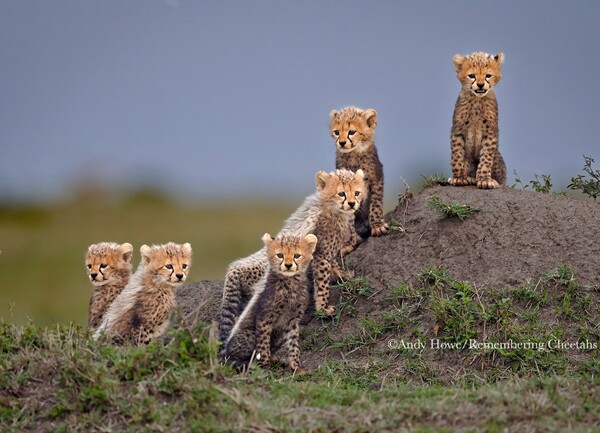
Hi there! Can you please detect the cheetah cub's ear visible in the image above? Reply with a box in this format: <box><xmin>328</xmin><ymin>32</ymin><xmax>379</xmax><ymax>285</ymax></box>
<box><xmin>494</xmin><ymin>52</ymin><xmax>505</xmax><ymax>64</ymax></box>
<box><xmin>362</xmin><ymin>108</ymin><xmax>378</xmax><ymax>129</ymax></box>
<box><xmin>119</xmin><ymin>243</ymin><xmax>134</xmax><ymax>263</ymax></box>
<box><xmin>355</xmin><ymin>169</ymin><xmax>365</xmax><ymax>181</ymax></box>
<box><xmin>140</xmin><ymin>244</ymin><xmax>153</xmax><ymax>265</ymax></box>
<box><xmin>303</xmin><ymin>234</ymin><xmax>318</xmax><ymax>254</ymax></box>
<box><xmin>261</xmin><ymin>233</ymin><xmax>275</xmax><ymax>246</ymax></box>
<box><xmin>329</xmin><ymin>109</ymin><xmax>339</xmax><ymax>119</ymax></box>
<box><xmin>315</xmin><ymin>171</ymin><xmax>330</xmax><ymax>191</ymax></box>
<box><xmin>453</xmin><ymin>54</ymin><xmax>466</xmax><ymax>73</ymax></box>
<box><xmin>181</xmin><ymin>242</ymin><xmax>192</xmax><ymax>257</ymax></box>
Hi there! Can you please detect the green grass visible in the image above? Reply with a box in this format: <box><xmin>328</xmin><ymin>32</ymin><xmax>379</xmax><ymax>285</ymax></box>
<box><xmin>420</xmin><ymin>173</ymin><xmax>449</xmax><ymax>189</ymax></box>
<box><xmin>1</xmin><ymin>319</ymin><xmax>598</xmax><ymax>432</ymax></box>
<box><xmin>311</xmin><ymin>265</ymin><xmax>599</xmax><ymax>385</ymax></box>
<box><xmin>428</xmin><ymin>194</ymin><xmax>480</xmax><ymax>220</ymax></box>
<box><xmin>0</xmin><ymin>190</ymin><xmax>296</xmax><ymax>326</ymax></box>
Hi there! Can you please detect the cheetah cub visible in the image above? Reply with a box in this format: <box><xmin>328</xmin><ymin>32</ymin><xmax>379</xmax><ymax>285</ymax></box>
<box><xmin>219</xmin><ymin>169</ymin><xmax>365</xmax><ymax>343</ymax></box>
<box><xmin>312</xmin><ymin>168</ymin><xmax>366</xmax><ymax>316</ymax></box>
<box><xmin>449</xmin><ymin>51</ymin><xmax>507</xmax><ymax>189</ymax></box>
<box><xmin>85</xmin><ymin>242</ymin><xmax>133</xmax><ymax>331</ymax></box>
<box><xmin>225</xmin><ymin>233</ymin><xmax>318</xmax><ymax>372</ymax></box>
<box><xmin>330</xmin><ymin>106</ymin><xmax>389</xmax><ymax>238</ymax></box>
<box><xmin>94</xmin><ymin>242</ymin><xmax>192</xmax><ymax>344</ymax></box>
<box><xmin>219</xmin><ymin>189</ymin><xmax>322</xmax><ymax>343</ymax></box>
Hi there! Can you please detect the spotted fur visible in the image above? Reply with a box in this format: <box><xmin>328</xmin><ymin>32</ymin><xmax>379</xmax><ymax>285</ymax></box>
<box><xmin>85</xmin><ymin>242</ymin><xmax>133</xmax><ymax>331</ymax></box>
<box><xmin>225</xmin><ymin>233</ymin><xmax>317</xmax><ymax>372</ymax></box>
<box><xmin>311</xmin><ymin>169</ymin><xmax>366</xmax><ymax>316</ymax></box>
<box><xmin>330</xmin><ymin>106</ymin><xmax>389</xmax><ymax>238</ymax></box>
<box><xmin>449</xmin><ymin>51</ymin><xmax>506</xmax><ymax>189</ymax></box>
<box><xmin>94</xmin><ymin>242</ymin><xmax>192</xmax><ymax>345</ymax></box>
<box><xmin>219</xmin><ymin>193</ymin><xmax>322</xmax><ymax>343</ymax></box>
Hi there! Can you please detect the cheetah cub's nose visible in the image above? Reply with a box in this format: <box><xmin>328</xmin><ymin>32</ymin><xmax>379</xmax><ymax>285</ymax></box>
<box><xmin>90</xmin><ymin>273</ymin><xmax>98</xmax><ymax>280</ymax></box>
<box><xmin>339</xmin><ymin>141</ymin><xmax>346</xmax><ymax>147</ymax></box>
<box><xmin>285</xmin><ymin>263</ymin><xmax>293</xmax><ymax>270</ymax></box>
<box><xmin>175</xmin><ymin>273</ymin><xmax>184</xmax><ymax>280</ymax></box>
<box><xmin>348</xmin><ymin>201</ymin><xmax>356</xmax><ymax>208</ymax></box>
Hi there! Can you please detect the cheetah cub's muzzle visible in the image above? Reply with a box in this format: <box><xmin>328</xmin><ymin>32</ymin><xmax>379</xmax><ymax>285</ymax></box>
<box><xmin>140</xmin><ymin>242</ymin><xmax>192</xmax><ymax>287</ymax></box>
<box><xmin>263</xmin><ymin>233</ymin><xmax>315</xmax><ymax>276</ymax></box>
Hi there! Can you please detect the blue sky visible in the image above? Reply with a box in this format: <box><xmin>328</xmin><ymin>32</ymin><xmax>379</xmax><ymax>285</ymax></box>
<box><xmin>1</xmin><ymin>1</ymin><xmax>599</xmax><ymax>203</ymax></box>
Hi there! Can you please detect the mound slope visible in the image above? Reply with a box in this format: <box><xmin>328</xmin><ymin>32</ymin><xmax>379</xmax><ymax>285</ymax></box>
<box><xmin>178</xmin><ymin>186</ymin><xmax>600</xmax><ymax>382</ymax></box>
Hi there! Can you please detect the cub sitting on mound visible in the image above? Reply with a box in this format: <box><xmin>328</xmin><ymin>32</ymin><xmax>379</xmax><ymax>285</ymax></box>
<box><xmin>311</xmin><ymin>169</ymin><xmax>366</xmax><ymax>316</ymax></box>
<box><xmin>330</xmin><ymin>106</ymin><xmax>389</xmax><ymax>239</ymax></box>
<box><xmin>85</xmin><ymin>242</ymin><xmax>133</xmax><ymax>331</ymax></box>
<box><xmin>94</xmin><ymin>242</ymin><xmax>192</xmax><ymax>345</ymax></box>
<box><xmin>224</xmin><ymin>233</ymin><xmax>317</xmax><ymax>372</ymax></box>
<box><xmin>449</xmin><ymin>51</ymin><xmax>506</xmax><ymax>189</ymax></box>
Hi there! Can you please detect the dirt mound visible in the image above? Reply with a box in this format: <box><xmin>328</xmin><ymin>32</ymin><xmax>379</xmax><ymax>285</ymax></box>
<box><xmin>177</xmin><ymin>186</ymin><xmax>600</xmax><ymax>383</ymax></box>
<box><xmin>348</xmin><ymin>185</ymin><xmax>600</xmax><ymax>290</ymax></box>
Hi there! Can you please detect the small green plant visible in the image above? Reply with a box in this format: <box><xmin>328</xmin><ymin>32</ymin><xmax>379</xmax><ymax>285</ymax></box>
<box><xmin>421</xmin><ymin>174</ymin><xmax>449</xmax><ymax>188</ymax></box>
<box><xmin>428</xmin><ymin>194</ymin><xmax>479</xmax><ymax>220</ymax></box>
<box><xmin>388</xmin><ymin>217</ymin><xmax>405</xmax><ymax>233</ymax></box>
<box><xmin>512</xmin><ymin>171</ymin><xmax>565</xmax><ymax>195</ymax></box>
<box><xmin>568</xmin><ymin>155</ymin><xmax>600</xmax><ymax>201</ymax></box>
<box><xmin>418</xmin><ymin>265</ymin><xmax>453</xmax><ymax>289</ymax></box>
<box><xmin>318</xmin><ymin>276</ymin><xmax>373</xmax><ymax>325</ymax></box>
<box><xmin>432</xmin><ymin>289</ymin><xmax>481</xmax><ymax>345</ymax></box>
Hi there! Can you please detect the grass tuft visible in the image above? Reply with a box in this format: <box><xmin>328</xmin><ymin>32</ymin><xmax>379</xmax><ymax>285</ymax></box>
<box><xmin>428</xmin><ymin>194</ymin><xmax>480</xmax><ymax>220</ymax></box>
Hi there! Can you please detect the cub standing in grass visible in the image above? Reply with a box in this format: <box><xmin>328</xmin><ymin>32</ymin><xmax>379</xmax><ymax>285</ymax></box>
<box><xmin>224</xmin><ymin>233</ymin><xmax>318</xmax><ymax>372</ymax></box>
<box><xmin>94</xmin><ymin>242</ymin><xmax>192</xmax><ymax>345</ymax></box>
<box><xmin>449</xmin><ymin>51</ymin><xmax>507</xmax><ymax>189</ymax></box>
<box><xmin>330</xmin><ymin>106</ymin><xmax>389</xmax><ymax>239</ymax></box>
<box><xmin>85</xmin><ymin>242</ymin><xmax>133</xmax><ymax>331</ymax></box>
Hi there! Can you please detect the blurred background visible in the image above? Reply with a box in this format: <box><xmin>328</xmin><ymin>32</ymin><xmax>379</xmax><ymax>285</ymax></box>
<box><xmin>1</xmin><ymin>1</ymin><xmax>599</xmax><ymax>325</ymax></box>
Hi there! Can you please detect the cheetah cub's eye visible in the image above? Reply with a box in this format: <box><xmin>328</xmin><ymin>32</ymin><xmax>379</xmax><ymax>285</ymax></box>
<box><xmin>293</xmin><ymin>253</ymin><xmax>301</xmax><ymax>259</ymax></box>
<box><xmin>354</xmin><ymin>191</ymin><xmax>360</xmax><ymax>197</ymax></box>
<box><xmin>276</xmin><ymin>253</ymin><xmax>284</xmax><ymax>259</ymax></box>
<box><xmin>468</xmin><ymin>73</ymin><xmax>476</xmax><ymax>79</ymax></box>
<box><xmin>87</xmin><ymin>264</ymin><xmax>92</xmax><ymax>269</ymax></box>
<box><xmin>165</xmin><ymin>264</ymin><xmax>173</xmax><ymax>270</ymax></box>
<box><xmin>100</xmin><ymin>263</ymin><xmax>108</xmax><ymax>269</ymax></box>
<box><xmin>338</xmin><ymin>192</ymin><xmax>346</xmax><ymax>198</ymax></box>
<box><xmin>348</xmin><ymin>130</ymin><xmax>356</xmax><ymax>136</ymax></box>
<box><xmin>182</xmin><ymin>264</ymin><xmax>188</xmax><ymax>269</ymax></box>
<box><xmin>333</xmin><ymin>130</ymin><xmax>340</xmax><ymax>136</ymax></box>
<box><xmin>485</xmin><ymin>73</ymin><xmax>492</xmax><ymax>79</ymax></box>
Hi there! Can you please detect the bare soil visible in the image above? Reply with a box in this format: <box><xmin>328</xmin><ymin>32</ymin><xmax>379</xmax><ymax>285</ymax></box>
<box><xmin>348</xmin><ymin>185</ymin><xmax>600</xmax><ymax>291</ymax></box>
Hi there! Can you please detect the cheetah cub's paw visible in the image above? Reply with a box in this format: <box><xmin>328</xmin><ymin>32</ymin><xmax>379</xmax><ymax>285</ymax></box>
<box><xmin>333</xmin><ymin>267</ymin><xmax>354</xmax><ymax>281</ymax></box>
<box><xmin>371</xmin><ymin>221</ymin><xmax>389</xmax><ymax>237</ymax></box>
<box><xmin>448</xmin><ymin>176</ymin><xmax>476</xmax><ymax>186</ymax></box>
<box><xmin>292</xmin><ymin>367</ymin><xmax>307</xmax><ymax>376</ymax></box>
<box><xmin>318</xmin><ymin>305</ymin><xmax>336</xmax><ymax>317</ymax></box>
<box><xmin>340</xmin><ymin>243</ymin><xmax>356</xmax><ymax>256</ymax></box>
<box><xmin>477</xmin><ymin>179</ymin><xmax>499</xmax><ymax>189</ymax></box>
